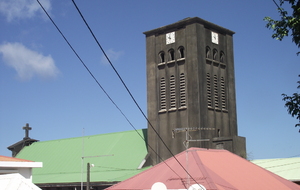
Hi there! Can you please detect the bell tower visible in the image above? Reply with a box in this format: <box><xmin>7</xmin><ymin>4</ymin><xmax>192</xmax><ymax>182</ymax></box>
<box><xmin>144</xmin><ymin>17</ymin><xmax>246</xmax><ymax>165</ymax></box>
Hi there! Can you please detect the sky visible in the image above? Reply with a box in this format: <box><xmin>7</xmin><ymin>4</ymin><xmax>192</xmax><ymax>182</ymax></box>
<box><xmin>0</xmin><ymin>0</ymin><xmax>299</xmax><ymax>160</ymax></box>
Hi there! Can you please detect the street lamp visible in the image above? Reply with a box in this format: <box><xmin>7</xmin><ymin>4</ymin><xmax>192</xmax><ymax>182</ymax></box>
<box><xmin>87</xmin><ymin>163</ymin><xmax>94</xmax><ymax>190</ymax></box>
<box><xmin>81</xmin><ymin>155</ymin><xmax>113</xmax><ymax>190</ymax></box>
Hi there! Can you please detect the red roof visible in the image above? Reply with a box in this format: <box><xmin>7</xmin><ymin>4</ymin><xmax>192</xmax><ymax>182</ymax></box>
<box><xmin>106</xmin><ymin>148</ymin><xmax>300</xmax><ymax>190</ymax></box>
<box><xmin>0</xmin><ymin>155</ymin><xmax>33</xmax><ymax>162</ymax></box>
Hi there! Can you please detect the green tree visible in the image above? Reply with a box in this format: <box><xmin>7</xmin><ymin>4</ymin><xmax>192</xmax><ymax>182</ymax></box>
<box><xmin>264</xmin><ymin>0</ymin><xmax>300</xmax><ymax>55</ymax></box>
<box><xmin>282</xmin><ymin>76</ymin><xmax>300</xmax><ymax>132</ymax></box>
<box><xmin>265</xmin><ymin>0</ymin><xmax>300</xmax><ymax>132</ymax></box>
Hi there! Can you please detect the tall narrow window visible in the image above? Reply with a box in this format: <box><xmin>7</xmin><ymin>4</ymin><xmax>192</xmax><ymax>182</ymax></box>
<box><xmin>170</xmin><ymin>75</ymin><xmax>176</xmax><ymax>109</ymax></box>
<box><xmin>221</xmin><ymin>77</ymin><xmax>226</xmax><ymax>110</ymax></box>
<box><xmin>214</xmin><ymin>75</ymin><xmax>219</xmax><ymax>108</ymax></box>
<box><xmin>178</xmin><ymin>46</ymin><xmax>185</xmax><ymax>59</ymax></box>
<box><xmin>160</xmin><ymin>77</ymin><xmax>166</xmax><ymax>110</ymax></box>
<box><xmin>213</xmin><ymin>49</ymin><xmax>218</xmax><ymax>60</ymax></box>
<box><xmin>159</xmin><ymin>52</ymin><xmax>165</xmax><ymax>63</ymax></box>
<box><xmin>179</xmin><ymin>73</ymin><xmax>186</xmax><ymax>107</ymax></box>
<box><xmin>169</xmin><ymin>49</ymin><xmax>175</xmax><ymax>61</ymax></box>
<box><xmin>207</xmin><ymin>73</ymin><xmax>212</xmax><ymax>107</ymax></box>
<box><xmin>206</xmin><ymin>47</ymin><xmax>210</xmax><ymax>59</ymax></box>
<box><xmin>220</xmin><ymin>52</ymin><xmax>225</xmax><ymax>63</ymax></box>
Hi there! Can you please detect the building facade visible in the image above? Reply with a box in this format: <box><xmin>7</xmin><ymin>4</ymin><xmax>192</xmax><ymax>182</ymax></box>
<box><xmin>144</xmin><ymin>17</ymin><xmax>246</xmax><ymax>165</ymax></box>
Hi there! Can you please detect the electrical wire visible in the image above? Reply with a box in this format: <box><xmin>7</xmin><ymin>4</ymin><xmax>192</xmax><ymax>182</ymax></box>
<box><xmin>70</xmin><ymin>1</ymin><xmax>199</xmax><ymax>187</ymax></box>
<box><xmin>263</xmin><ymin>161</ymin><xmax>300</xmax><ymax>169</ymax></box>
<box><xmin>271</xmin><ymin>0</ymin><xmax>287</xmax><ymax>16</ymax></box>
<box><xmin>35</xmin><ymin>0</ymin><xmax>132</xmax><ymax>135</ymax></box>
<box><xmin>36</xmin><ymin>0</ymin><xmax>186</xmax><ymax>187</ymax></box>
<box><xmin>272</xmin><ymin>0</ymin><xmax>282</xmax><ymax>10</ymax></box>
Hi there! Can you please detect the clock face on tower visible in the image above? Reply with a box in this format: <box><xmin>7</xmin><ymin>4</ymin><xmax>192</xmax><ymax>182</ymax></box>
<box><xmin>211</xmin><ymin>31</ymin><xmax>219</xmax><ymax>44</ymax></box>
<box><xmin>166</xmin><ymin>32</ymin><xmax>175</xmax><ymax>44</ymax></box>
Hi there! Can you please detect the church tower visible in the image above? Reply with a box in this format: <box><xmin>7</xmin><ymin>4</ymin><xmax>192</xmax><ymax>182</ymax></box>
<box><xmin>144</xmin><ymin>17</ymin><xmax>246</xmax><ymax>165</ymax></box>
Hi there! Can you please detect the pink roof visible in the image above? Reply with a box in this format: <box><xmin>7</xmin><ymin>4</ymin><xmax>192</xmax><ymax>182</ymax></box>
<box><xmin>0</xmin><ymin>155</ymin><xmax>33</xmax><ymax>162</ymax></box>
<box><xmin>106</xmin><ymin>148</ymin><xmax>300</xmax><ymax>190</ymax></box>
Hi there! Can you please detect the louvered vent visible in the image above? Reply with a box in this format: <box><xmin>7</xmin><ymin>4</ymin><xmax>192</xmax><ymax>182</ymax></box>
<box><xmin>221</xmin><ymin>77</ymin><xmax>226</xmax><ymax>109</ymax></box>
<box><xmin>170</xmin><ymin>75</ymin><xmax>176</xmax><ymax>109</ymax></box>
<box><xmin>207</xmin><ymin>73</ymin><xmax>212</xmax><ymax>107</ymax></box>
<box><xmin>179</xmin><ymin>73</ymin><xmax>186</xmax><ymax>107</ymax></box>
<box><xmin>160</xmin><ymin>77</ymin><xmax>166</xmax><ymax>110</ymax></box>
<box><xmin>214</xmin><ymin>75</ymin><xmax>219</xmax><ymax>108</ymax></box>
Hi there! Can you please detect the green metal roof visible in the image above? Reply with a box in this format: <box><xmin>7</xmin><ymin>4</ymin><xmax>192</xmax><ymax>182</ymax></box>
<box><xmin>251</xmin><ymin>157</ymin><xmax>300</xmax><ymax>182</ymax></box>
<box><xmin>16</xmin><ymin>129</ymin><xmax>149</xmax><ymax>184</ymax></box>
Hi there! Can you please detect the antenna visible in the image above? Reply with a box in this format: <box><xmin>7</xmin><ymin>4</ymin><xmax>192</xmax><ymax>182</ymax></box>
<box><xmin>172</xmin><ymin>127</ymin><xmax>214</xmax><ymax>186</ymax></box>
<box><xmin>81</xmin><ymin>128</ymin><xmax>85</xmax><ymax>190</ymax></box>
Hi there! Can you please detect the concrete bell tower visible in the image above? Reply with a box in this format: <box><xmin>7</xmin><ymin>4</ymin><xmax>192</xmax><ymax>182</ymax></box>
<box><xmin>144</xmin><ymin>17</ymin><xmax>246</xmax><ymax>165</ymax></box>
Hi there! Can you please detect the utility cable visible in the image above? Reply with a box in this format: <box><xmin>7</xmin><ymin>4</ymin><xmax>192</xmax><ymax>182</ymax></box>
<box><xmin>36</xmin><ymin>0</ymin><xmax>185</xmax><ymax>186</ymax></box>
<box><xmin>35</xmin><ymin>0</ymin><xmax>130</xmax><ymax>131</ymax></box>
<box><xmin>271</xmin><ymin>0</ymin><xmax>287</xmax><ymax>16</ymax></box>
<box><xmin>71</xmin><ymin>0</ymin><xmax>198</xmax><ymax>187</ymax></box>
<box><xmin>263</xmin><ymin>161</ymin><xmax>300</xmax><ymax>169</ymax></box>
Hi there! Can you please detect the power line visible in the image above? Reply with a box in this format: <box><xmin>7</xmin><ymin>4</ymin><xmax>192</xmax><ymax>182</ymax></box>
<box><xmin>35</xmin><ymin>0</ymin><xmax>133</xmax><ymax>137</ymax></box>
<box><xmin>36</xmin><ymin>0</ymin><xmax>185</xmax><ymax>186</ymax></box>
<box><xmin>272</xmin><ymin>0</ymin><xmax>282</xmax><ymax>10</ymax></box>
<box><xmin>271</xmin><ymin>0</ymin><xmax>287</xmax><ymax>16</ymax></box>
<box><xmin>70</xmin><ymin>2</ymin><xmax>199</xmax><ymax>187</ymax></box>
<box><xmin>264</xmin><ymin>161</ymin><xmax>300</xmax><ymax>169</ymax></box>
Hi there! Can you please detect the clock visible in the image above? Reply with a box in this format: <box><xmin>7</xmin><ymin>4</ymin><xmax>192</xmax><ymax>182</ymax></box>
<box><xmin>166</xmin><ymin>32</ymin><xmax>175</xmax><ymax>44</ymax></box>
<box><xmin>211</xmin><ymin>31</ymin><xmax>219</xmax><ymax>44</ymax></box>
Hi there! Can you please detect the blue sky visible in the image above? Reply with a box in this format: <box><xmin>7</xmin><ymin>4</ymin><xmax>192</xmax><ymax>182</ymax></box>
<box><xmin>0</xmin><ymin>0</ymin><xmax>299</xmax><ymax>160</ymax></box>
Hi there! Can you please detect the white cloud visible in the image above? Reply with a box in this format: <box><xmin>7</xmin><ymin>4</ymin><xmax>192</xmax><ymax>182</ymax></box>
<box><xmin>0</xmin><ymin>0</ymin><xmax>51</xmax><ymax>22</ymax></box>
<box><xmin>101</xmin><ymin>49</ymin><xmax>124</xmax><ymax>65</ymax></box>
<box><xmin>0</xmin><ymin>42</ymin><xmax>59</xmax><ymax>80</ymax></box>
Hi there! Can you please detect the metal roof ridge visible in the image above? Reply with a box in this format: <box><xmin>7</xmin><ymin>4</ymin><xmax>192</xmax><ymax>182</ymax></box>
<box><xmin>34</xmin><ymin>128</ymin><xmax>147</xmax><ymax>143</ymax></box>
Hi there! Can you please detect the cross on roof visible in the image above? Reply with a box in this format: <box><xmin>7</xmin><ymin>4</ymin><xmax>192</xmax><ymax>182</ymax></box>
<box><xmin>22</xmin><ymin>123</ymin><xmax>32</xmax><ymax>139</ymax></box>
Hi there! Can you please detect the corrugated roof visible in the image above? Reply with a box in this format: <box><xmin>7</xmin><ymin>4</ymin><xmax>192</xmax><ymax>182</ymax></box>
<box><xmin>106</xmin><ymin>148</ymin><xmax>300</xmax><ymax>190</ymax></box>
<box><xmin>0</xmin><ymin>155</ymin><xmax>33</xmax><ymax>162</ymax></box>
<box><xmin>16</xmin><ymin>129</ymin><xmax>149</xmax><ymax>184</ymax></box>
<box><xmin>252</xmin><ymin>157</ymin><xmax>300</xmax><ymax>182</ymax></box>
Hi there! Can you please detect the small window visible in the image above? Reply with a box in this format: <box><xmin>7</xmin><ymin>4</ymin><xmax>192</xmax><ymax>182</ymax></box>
<box><xmin>178</xmin><ymin>46</ymin><xmax>185</xmax><ymax>59</ymax></box>
<box><xmin>213</xmin><ymin>49</ymin><xmax>218</xmax><ymax>60</ymax></box>
<box><xmin>206</xmin><ymin>47</ymin><xmax>210</xmax><ymax>59</ymax></box>
<box><xmin>159</xmin><ymin>51</ymin><xmax>165</xmax><ymax>63</ymax></box>
<box><xmin>169</xmin><ymin>49</ymin><xmax>175</xmax><ymax>61</ymax></box>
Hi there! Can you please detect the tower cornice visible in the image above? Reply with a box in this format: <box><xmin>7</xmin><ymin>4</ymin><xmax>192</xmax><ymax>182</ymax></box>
<box><xmin>143</xmin><ymin>17</ymin><xmax>235</xmax><ymax>37</ymax></box>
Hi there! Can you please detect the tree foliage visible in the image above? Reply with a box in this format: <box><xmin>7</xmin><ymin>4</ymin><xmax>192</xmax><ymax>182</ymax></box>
<box><xmin>265</xmin><ymin>1</ymin><xmax>300</xmax><ymax>132</ymax></box>
<box><xmin>282</xmin><ymin>75</ymin><xmax>300</xmax><ymax>132</ymax></box>
<box><xmin>264</xmin><ymin>0</ymin><xmax>300</xmax><ymax>55</ymax></box>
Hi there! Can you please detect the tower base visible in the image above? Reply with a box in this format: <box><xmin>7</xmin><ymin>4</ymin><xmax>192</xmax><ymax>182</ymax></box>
<box><xmin>212</xmin><ymin>136</ymin><xmax>246</xmax><ymax>159</ymax></box>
